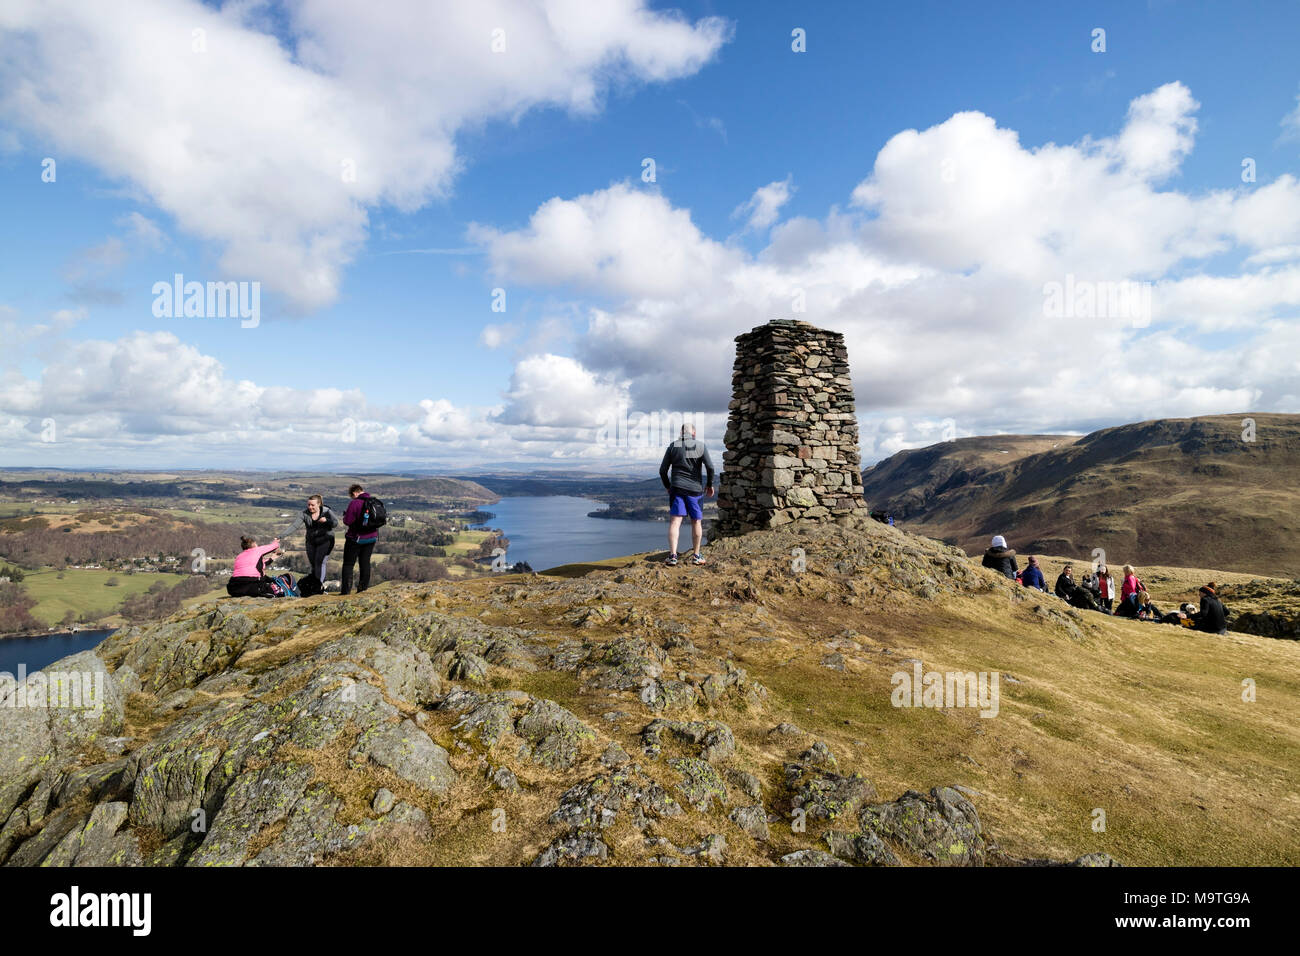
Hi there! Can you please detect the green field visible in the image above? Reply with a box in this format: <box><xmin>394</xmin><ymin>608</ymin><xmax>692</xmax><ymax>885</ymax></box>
<box><xmin>20</xmin><ymin>568</ymin><xmax>177</xmax><ymax>626</ymax></box>
<box><xmin>158</xmin><ymin>505</ymin><xmax>288</xmax><ymax>527</ymax></box>
<box><xmin>444</xmin><ymin>529</ymin><xmax>492</xmax><ymax>556</ymax></box>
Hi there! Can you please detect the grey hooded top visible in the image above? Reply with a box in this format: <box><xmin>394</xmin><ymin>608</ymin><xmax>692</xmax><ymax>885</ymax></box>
<box><xmin>659</xmin><ymin>438</ymin><xmax>716</xmax><ymax>496</ymax></box>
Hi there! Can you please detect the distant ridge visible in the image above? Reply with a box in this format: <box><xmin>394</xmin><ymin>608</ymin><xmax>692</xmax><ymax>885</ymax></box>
<box><xmin>860</xmin><ymin>413</ymin><xmax>1300</xmax><ymax>577</ymax></box>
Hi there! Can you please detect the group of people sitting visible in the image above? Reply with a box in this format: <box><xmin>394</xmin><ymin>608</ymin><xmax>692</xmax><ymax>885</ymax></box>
<box><xmin>981</xmin><ymin>535</ymin><xmax>1228</xmax><ymax>635</ymax></box>
<box><xmin>226</xmin><ymin>484</ymin><xmax>383</xmax><ymax>599</ymax></box>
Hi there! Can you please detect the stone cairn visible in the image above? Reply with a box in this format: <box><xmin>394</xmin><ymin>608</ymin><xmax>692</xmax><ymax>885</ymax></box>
<box><xmin>715</xmin><ymin>319</ymin><xmax>869</xmax><ymax>535</ymax></box>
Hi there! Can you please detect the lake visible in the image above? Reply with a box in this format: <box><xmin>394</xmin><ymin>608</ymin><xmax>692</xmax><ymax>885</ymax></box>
<box><xmin>471</xmin><ymin>496</ymin><xmax>687</xmax><ymax>571</ymax></box>
<box><xmin>0</xmin><ymin>628</ymin><xmax>117</xmax><ymax>676</ymax></box>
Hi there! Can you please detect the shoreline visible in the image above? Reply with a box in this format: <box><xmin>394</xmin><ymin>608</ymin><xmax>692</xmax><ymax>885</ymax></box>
<box><xmin>0</xmin><ymin>624</ymin><xmax>116</xmax><ymax>642</ymax></box>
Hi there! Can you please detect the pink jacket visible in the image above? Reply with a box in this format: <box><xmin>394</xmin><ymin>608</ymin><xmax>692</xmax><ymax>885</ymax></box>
<box><xmin>232</xmin><ymin>539</ymin><xmax>279</xmax><ymax>578</ymax></box>
<box><xmin>1121</xmin><ymin>574</ymin><xmax>1143</xmax><ymax>600</ymax></box>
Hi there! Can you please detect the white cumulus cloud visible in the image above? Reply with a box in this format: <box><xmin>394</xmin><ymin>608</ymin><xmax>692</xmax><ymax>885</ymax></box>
<box><xmin>0</xmin><ymin>0</ymin><xmax>730</xmax><ymax>311</ymax></box>
<box><xmin>733</xmin><ymin>176</ymin><xmax>794</xmax><ymax>232</ymax></box>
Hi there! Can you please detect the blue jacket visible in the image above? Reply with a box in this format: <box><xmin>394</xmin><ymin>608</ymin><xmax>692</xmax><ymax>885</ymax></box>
<box><xmin>1021</xmin><ymin>565</ymin><xmax>1047</xmax><ymax>591</ymax></box>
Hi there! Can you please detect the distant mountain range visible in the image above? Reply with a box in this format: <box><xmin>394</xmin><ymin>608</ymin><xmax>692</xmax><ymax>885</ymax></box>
<box><xmin>860</xmin><ymin>413</ymin><xmax>1300</xmax><ymax>577</ymax></box>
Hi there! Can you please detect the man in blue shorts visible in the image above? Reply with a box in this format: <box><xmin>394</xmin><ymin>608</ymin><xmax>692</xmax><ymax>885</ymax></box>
<box><xmin>658</xmin><ymin>423</ymin><xmax>716</xmax><ymax>566</ymax></box>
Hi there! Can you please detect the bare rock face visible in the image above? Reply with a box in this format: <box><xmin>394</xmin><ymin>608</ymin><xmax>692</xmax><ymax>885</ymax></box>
<box><xmin>854</xmin><ymin>786</ymin><xmax>986</xmax><ymax>866</ymax></box>
<box><xmin>716</xmin><ymin>319</ymin><xmax>869</xmax><ymax>535</ymax></box>
<box><xmin>0</xmin><ymin>650</ymin><xmax>126</xmax><ymax>829</ymax></box>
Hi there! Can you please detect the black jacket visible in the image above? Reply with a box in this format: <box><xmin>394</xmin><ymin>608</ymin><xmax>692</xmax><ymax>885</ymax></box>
<box><xmin>981</xmin><ymin>546</ymin><xmax>1018</xmax><ymax>579</ymax></box>
<box><xmin>1195</xmin><ymin>594</ymin><xmax>1228</xmax><ymax>635</ymax></box>
<box><xmin>659</xmin><ymin>438</ymin><xmax>716</xmax><ymax>495</ymax></box>
<box><xmin>1054</xmin><ymin>572</ymin><xmax>1076</xmax><ymax>601</ymax></box>
<box><xmin>303</xmin><ymin>506</ymin><xmax>337</xmax><ymax>548</ymax></box>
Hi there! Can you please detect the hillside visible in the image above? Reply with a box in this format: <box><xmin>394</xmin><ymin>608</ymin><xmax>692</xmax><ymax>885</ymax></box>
<box><xmin>2</xmin><ymin>517</ymin><xmax>1296</xmax><ymax>867</ymax></box>
<box><xmin>861</xmin><ymin>413</ymin><xmax>1300</xmax><ymax>577</ymax></box>
<box><xmin>358</xmin><ymin>476</ymin><xmax>497</xmax><ymax>505</ymax></box>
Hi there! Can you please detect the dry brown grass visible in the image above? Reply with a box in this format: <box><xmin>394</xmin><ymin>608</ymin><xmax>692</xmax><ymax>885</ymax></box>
<box><xmin>405</xmin><ymin>525</ymin><xmax>1300</xmax><ymax>865</ymax></box>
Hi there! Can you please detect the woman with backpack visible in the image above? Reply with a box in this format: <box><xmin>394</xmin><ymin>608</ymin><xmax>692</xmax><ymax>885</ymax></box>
<box><xmin>341</xmin><ymin>483</ymin><xmax>382</xmax><ymax>595</ymax></box>
<box><xmin>302</xmin><ymin>494</ymin><xmax>337</xmax><ymax>583</ymax></box>
<box><xmin>227</xmin><ymin>536</ymin><xmax>282</xmax><ymax>597</ymax></box>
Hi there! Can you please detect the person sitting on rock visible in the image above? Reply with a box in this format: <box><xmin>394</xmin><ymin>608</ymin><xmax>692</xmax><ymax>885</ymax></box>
<box><xmin>981</xmin><ymin>535</ymin><xmax>1018</xmax><ymax>579</ymax></box>
<box><xmin>227</xmin><ymin>535</ymin><xmax>282</xmax><ymax>598</ymax></box>
<box><xmin>1192</xmin><ymin>583</ymin><xmax>1228</xmax><ymax>635</ymax></box>
<box><xmin>1020</xmin><ymin>555</ymin><xmax>1047</xmax><ymax>591</ymax></box>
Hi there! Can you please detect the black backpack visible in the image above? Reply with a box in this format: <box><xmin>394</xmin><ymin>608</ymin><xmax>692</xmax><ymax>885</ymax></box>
<box><xmin>1066</xmin><ymin>585</ymin><xmax>1099</xmax><ymax>611</ymax></box>
<box><xmin>360</xmin><ymin>496</ymin><xmax>387</xmax><ymax>530</ymax></box>
<box><xmin>298</xmin><ymin>574</ymin><xmax>323</xmax><ymax>597</ymax></box>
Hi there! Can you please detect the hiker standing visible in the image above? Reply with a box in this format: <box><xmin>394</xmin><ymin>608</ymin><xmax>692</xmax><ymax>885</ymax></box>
<box><xmin>227</xmin><ymin>536</ymin><xmax>281</xmax><ymax>598</ymax></box>
<box><xmin>302</xmin><ymin>494</ymin><xmax>337</xmax><ymax>583</ymax></box>
<box><xmin>981</xmin><ymin>535</ymin><xmax>1019</xmax><ymax>579</ymax></box>
<box><xmin>659</xmin><ymin>423</ymin><xmax>716</xmax><ymax>567</ymax></box>
<box><xmin>341</xmin><ymin>484</ymin><xmax>379</xmax><ymax>594</ymax></box>
<box><xmin>1095</xmin><ymin>563</ymin><xmax>1116</xmax><ymax>612</ymax></box>
<box><xmin>1193</xmin><ymin>583</ymin><xmax>1228</xmax><ymax>635</ymax></box>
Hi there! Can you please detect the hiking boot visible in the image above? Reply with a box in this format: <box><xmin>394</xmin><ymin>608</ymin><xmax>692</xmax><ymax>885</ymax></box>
<box><xmin>691</xmin><ymin>552</ymin><xmax>706</xmax><ymax>566</ymax></box>
<box><xmin>665</xmin><ymin>552</ymin><xmax>679</xmax><ymax>566</ymax></box>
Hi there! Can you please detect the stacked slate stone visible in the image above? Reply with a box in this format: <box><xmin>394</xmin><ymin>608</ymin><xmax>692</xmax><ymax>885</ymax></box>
<box><xmin>715</xmin><ymin>319</ymin><xmax>869</xmax><ymax>535</ymax></box>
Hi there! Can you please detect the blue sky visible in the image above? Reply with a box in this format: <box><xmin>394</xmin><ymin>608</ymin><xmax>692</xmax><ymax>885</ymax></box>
<box><xmin>1</xmin><ymin>0</ymin><xmax>1298</xmax><ymax>469</ymax></box>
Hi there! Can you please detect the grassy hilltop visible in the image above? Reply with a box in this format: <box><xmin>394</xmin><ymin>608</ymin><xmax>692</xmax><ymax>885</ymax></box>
<box><xmin>2</xmin><ymin>516</ymin><xmax>1295</xmax><ymax>867</ymax></box>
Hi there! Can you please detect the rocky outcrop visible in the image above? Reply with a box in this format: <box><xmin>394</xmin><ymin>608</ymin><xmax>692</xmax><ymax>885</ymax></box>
<box><xmin>784</xmin><ymin>759</ymin><xmax>877</xmax><ymax>822</ymax></box>
<box><xmin>438</xmin><ymin>689</ymin><xmax>597</xmax><ymax>769</ymax></box>
<box><xmin>0</xmin><ymin>650</ymin><xmax>125</xmax><ymax>836</ymax></box>
<box><xmin>1217</xmin><ymin>579</ymin><xmax>1300</xmax><ymax>641</ymax></box>
<box><xmin>854</xmin><ymin>786</ymin><xmax>987</xmax><ymax>866</ymax></box>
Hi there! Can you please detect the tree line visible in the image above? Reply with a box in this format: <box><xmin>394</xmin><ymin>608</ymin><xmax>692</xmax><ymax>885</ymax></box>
<box><xmin>0</xmin><ymin>512</ymin><xmax>234</xmax><ymax>569</ymax></box>
<box><xmin>119</xmin><ymin>575</ymin><xmax>218</xmax><ymax>623</ymax></box>
<box><xmin>0</xmin><ymin>581</ymin><xmax>39</xmax><ymax>633</ymax></box>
